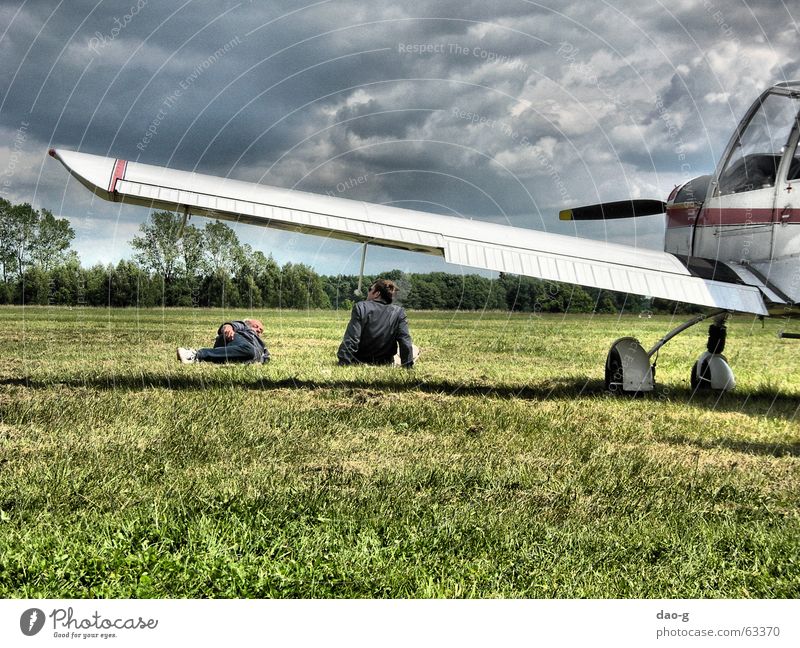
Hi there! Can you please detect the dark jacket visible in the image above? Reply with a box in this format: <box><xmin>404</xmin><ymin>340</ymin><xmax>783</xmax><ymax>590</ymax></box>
<box><xmin>217</xmin><ymin>320</ymin><xmax>270</xmax><ymax>363</ymax></box>
<box><xmin>337</xmin><ymin>298</ymin><xmax>414</xmax><ymax>367</ymax></box>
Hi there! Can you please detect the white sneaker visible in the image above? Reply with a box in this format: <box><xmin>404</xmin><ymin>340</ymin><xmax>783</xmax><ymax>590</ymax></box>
<box><xmin>177</xmin><ymin>347</ymin><xmax>197</xmax><ymax>364</ymax></box>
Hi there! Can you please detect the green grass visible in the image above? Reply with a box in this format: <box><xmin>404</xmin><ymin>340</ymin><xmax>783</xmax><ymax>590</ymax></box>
<box><xmin>0</xmin><ymin>306</ymin><xmax>798</xmax><ymax>597</ymax></box>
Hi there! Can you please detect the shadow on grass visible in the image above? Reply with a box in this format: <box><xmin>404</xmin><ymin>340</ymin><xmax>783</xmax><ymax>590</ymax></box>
<box><xmin>661</xmin><ymin>384</ymin><xmax>800</xmax><ymax>422</ymax></box>
<box><xmin>3</xmin><ymin>373</ymin><xmax>798</xmax><ymax>421</ymax></box>
<box><xmin>659</xmin><ymin>434</ymin><xmax>800</xmax><ymax>458</ymax></box>
<box><xmin>1</xmin><ymin>373</ymin><xmax>605</xmax><ymax>398</ymax></box>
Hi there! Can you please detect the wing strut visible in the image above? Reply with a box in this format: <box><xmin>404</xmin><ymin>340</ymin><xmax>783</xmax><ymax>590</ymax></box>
<box><xmin>177</xmin><ymin>205</ymin><xmax>191</xmax><ymax>239</ymax></box>
<box><xmin>354</xmin><ymin>243</ymin><xmax>369</xmax><ymax>297</ymax></box>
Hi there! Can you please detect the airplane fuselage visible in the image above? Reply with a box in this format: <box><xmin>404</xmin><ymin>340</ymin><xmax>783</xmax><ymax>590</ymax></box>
<box><xmin>665</xmin><ymin>82</ymin><xmax>800</xmax><ymax>311</ymax></box>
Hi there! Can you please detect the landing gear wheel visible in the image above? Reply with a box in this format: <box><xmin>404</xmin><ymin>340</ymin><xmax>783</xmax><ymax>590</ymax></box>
<box><xmin>604</xmin><ymin>337</ymin><xmax>654</xmax><ymax>394</ymax></box>
<box><xmin>691</xmin><ymin>352</ymin><xmax>735</xmax><ymax>391</ymax></box>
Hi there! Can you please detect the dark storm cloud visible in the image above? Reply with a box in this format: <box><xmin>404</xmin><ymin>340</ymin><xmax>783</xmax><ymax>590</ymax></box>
<box><xmin>3</xmin><ymin>0</ymin><xmax>548</xmax><ymax>166</ymax></box>
<box><xmin>1</xmin><ymin>0</ymin><xmax>799</xmax><ymax>268</ymax></box>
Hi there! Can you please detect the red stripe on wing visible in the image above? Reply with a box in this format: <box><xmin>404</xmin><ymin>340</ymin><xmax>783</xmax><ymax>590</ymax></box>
<box><xmin>108</xmin><ymin>159</ymin><xmax>128</xmax><ymax>195</ymax></box>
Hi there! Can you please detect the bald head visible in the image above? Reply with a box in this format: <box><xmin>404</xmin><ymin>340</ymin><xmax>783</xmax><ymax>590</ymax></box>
<box><xmin>244</xmin><ymin>319</ymin><xmax>264</xmax><ymax>335</ymax></box>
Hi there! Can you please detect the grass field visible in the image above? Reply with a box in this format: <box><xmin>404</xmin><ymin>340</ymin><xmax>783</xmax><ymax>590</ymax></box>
<box><xmin>0</xmin><ymin>306</ymin><xmax>798</xmax><ymax>598</ymax></box>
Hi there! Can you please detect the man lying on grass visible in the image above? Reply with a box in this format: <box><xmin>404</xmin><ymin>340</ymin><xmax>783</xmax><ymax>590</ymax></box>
<box><xmin>337</xmin><ymin>278</ymin><xmax>419</xmax><ymax>368</ymax></box>
<box><xmin>177</xmin><ymin>318</ymin><xmax>270</xmax><ymax>364</ymax></box>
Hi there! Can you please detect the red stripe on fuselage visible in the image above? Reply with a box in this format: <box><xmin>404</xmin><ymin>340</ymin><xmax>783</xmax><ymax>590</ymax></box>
<box><xmin>666</xmin><ymin>203</ymin><xmax>700</xmax><ymax>228</ymax></box>
<box><xmin>703</xmin><ymin>207</ymin><xmax>778</xmax><ymax>225</ymax></box>
<box><xmin>108</xmin><ymin>159</ymin><xmax>127</xmax><ymax>195</ymax></box>
<box><xmin>666</xmin><ymin>205</ymin><xmax>800</xmax><ymax>228</ymax></box>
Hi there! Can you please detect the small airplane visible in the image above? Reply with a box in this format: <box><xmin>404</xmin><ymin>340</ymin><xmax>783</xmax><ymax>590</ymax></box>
<box><xmin>49</xmin><ymin>81</ymin><xmax>800</xmax><ymax>393</ymax></box>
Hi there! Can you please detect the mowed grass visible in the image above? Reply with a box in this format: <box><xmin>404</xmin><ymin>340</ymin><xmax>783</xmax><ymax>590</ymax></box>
<box><xmin>0</xmin><ymin>306</ymin><xmax>798</xmax><ymax>598</ymax></box>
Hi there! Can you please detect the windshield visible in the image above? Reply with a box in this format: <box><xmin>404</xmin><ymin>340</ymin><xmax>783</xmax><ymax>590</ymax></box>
<box><xmin>717</xmin><ymin>92</ymin><xmax>800</xmax><ymax>195</ymax></box>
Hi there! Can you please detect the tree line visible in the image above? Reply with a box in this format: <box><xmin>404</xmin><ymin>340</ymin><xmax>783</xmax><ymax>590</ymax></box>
<box><xmin>0</xmin><ymin>202</ymin><xmax>696</xmax><ymax>313</ymax></box>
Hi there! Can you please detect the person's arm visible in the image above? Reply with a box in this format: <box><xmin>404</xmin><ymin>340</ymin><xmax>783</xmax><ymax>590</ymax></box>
<box><xmin>337</xmin><ymin>305</ymin><xmax>363</xmax><ymax>365</ymax></box>
<box><xmin>218</xmin><ymin>321</ymin><xmax>244</xmax><ymax>341</ymax></box>
<box><xmin>397</xmin><ymin>310</ymin><xmax>414</xmax><ymax>368</ymax></box>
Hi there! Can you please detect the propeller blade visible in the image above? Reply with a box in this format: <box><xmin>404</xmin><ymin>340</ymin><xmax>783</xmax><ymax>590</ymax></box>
<box><xmin>559</xmin><ymin>199</ymin><xmax>666</xmax><ymax>221</ymax></box>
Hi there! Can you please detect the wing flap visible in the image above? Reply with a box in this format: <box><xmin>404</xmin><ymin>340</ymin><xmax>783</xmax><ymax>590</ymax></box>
<box><xmin>442</xmin><ymin>238</ymin><xmax>766</xmax><ymax>313</ymax></box>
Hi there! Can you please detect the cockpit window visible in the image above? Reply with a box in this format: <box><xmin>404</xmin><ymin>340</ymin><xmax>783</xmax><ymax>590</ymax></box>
<box><xmin>717</xmin><ymin>92</ymin><xmax>800</xmax><ymax>194</ymax></box>
<box><xmin>789</xmin><ymin>128</ymin><xmax>800</xmax><ymax>182</ymax></box>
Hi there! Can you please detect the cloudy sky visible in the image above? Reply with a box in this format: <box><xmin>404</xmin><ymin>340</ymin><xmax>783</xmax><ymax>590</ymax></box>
<box><xmin>1</xmin><ymin>0</ymin><xmax>798</xmax><ymax>276</ymax></box>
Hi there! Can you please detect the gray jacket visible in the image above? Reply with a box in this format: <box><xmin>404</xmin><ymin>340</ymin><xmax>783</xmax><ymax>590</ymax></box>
<box><xmin>337</xmin><ymin>298</ymin><xmax>414</xmax><ymax>367</ymax></box>
<box><xmin>217</xmin><ymin>320</ymin><xmax>270</xmax><ymax>363</ymax></box>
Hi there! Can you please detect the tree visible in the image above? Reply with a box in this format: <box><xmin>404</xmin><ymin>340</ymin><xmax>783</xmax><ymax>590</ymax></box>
<box><xmin>254</xmin><ymin>253</ymin><xmax>282</xmax><ymax>307</ymax></box>
<box><xmin>17</xmin><ymin>266</ymin><xmax>50</xmax><ymax>305</ymax></box>
<box><xmin>130</xmin><ymin>211</ymin><xmax>184</xmax><ymax>283</ymax></box>
<box><xmin>299</xmin><ymin>264</ymin><xmax>331</xmax><ymax>309</ymax></box>
<box><xmin>278</xmin><ymin>262</ymin><xmax>309</xmax><ymax>308</ymax></box>
<box><xmin>592</xmin><ymin>291</ymin><xmax>618</xmax><ymax>313</ymax></box>
<box><xmin>84</xmin><ymin>263</ymin><xmax>111</xmax><ymax>306</ymax></box>
<box><xmin>278</xmin><ymin>262</ymin><xmax>330</xmax><ymax>308</ymax></box>
<box><xmin>181</xmin><ymin>224</ymin><xmax>204</xmax><ymax>279</ymax></box>
<box><xmin>232</xmin><ymin>245</ymin><xmax>264</xmax><ymax>309</ymax></box>
<box><xmin>201</xmin><ymin>272</ymin><xmax>240</xmax><ymax>308</ymax></box>
<box><xmin>498</xmin><ymin>274</ymin><xmax>535</xmax><ymax>311</ymax></box>
<box><xmin>30</xmin><ymin>209</ymin><xmax>75</xmax><ymax>272</ymax></box>
<box><xmin>202</xmin><ymin>220</ymin><xmax>241</xmax><ymax>277</ymax></box>
<box><xmin>0</xmin><ymin>202</ymin><xmax>38</xmax><ymax>280</ymax></box>
<box><xmin>0</xmin><ymin>202</ymin><xmax>75</xmax><ymax>281</ymax></box>
<box><xmin>322</xmin><ymin>274</ymin><xmax>359</xmax><ymax>309</ymax></box>
<box><xmin>405</xmin><ymin>276</ymin><xmax>444</xmax><ymax>309</ymax></box>
<box><xmin>0</xmin><ymin>198</ymin><xmax>13</xmax><ymax>282</ymax></box>
<box><xmin>48</xmin><ymin>253</ymin><xmax>82</xmax><ymax>305</ymax></box>
<box><xmin>236</xmin><ymin>274</ymin><xmax>263</xmax><ymax>309</ymax></box>
<box><xmin>109</xmin><ymin>259</ymin><xmax>147</xmax><ymax>307</ymax></box>
<box><xmin>562</xmin><ymin>285</ymin><xmax>594</xmax><ymax>313</ymax></box>
<box><xmin>460</xmin><ymin>274</ymin><xmax>506</xmax><ymax>310</ymax></box>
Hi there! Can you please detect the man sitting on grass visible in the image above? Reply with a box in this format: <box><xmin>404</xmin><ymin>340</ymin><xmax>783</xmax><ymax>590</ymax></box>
<box><xmin>337</xmin><ymin>278</ymin><xmax>419</xmax><ymax>368</ymax></box>
<box><xmin>177</xmin><ymin>318</ymin><xmax>270</xmax><ymax>364</ymax></box>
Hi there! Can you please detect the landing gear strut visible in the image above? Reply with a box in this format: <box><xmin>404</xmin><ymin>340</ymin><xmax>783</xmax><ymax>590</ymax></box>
<box><xmin>604</xmin><ymin>310</ymin><xmax>735</xmax><ymax>394</ymax></box>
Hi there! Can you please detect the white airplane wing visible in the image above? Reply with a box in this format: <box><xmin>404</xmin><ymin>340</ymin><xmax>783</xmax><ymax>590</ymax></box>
<box><xmin>49</xmin><ymin>148</ymin><xmax>769</xmax><ymax>316</ymax></box>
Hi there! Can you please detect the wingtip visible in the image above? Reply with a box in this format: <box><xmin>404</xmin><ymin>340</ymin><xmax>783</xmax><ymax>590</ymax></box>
<box><xmin>48</xmin><ymin>148</ymin><xmax>56</xmax><ymax>158</ymax></box>
<box><xmin>559</xmin><ymin>209</ymin><xmax>573</xmax><ymax>221</ymax></box>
